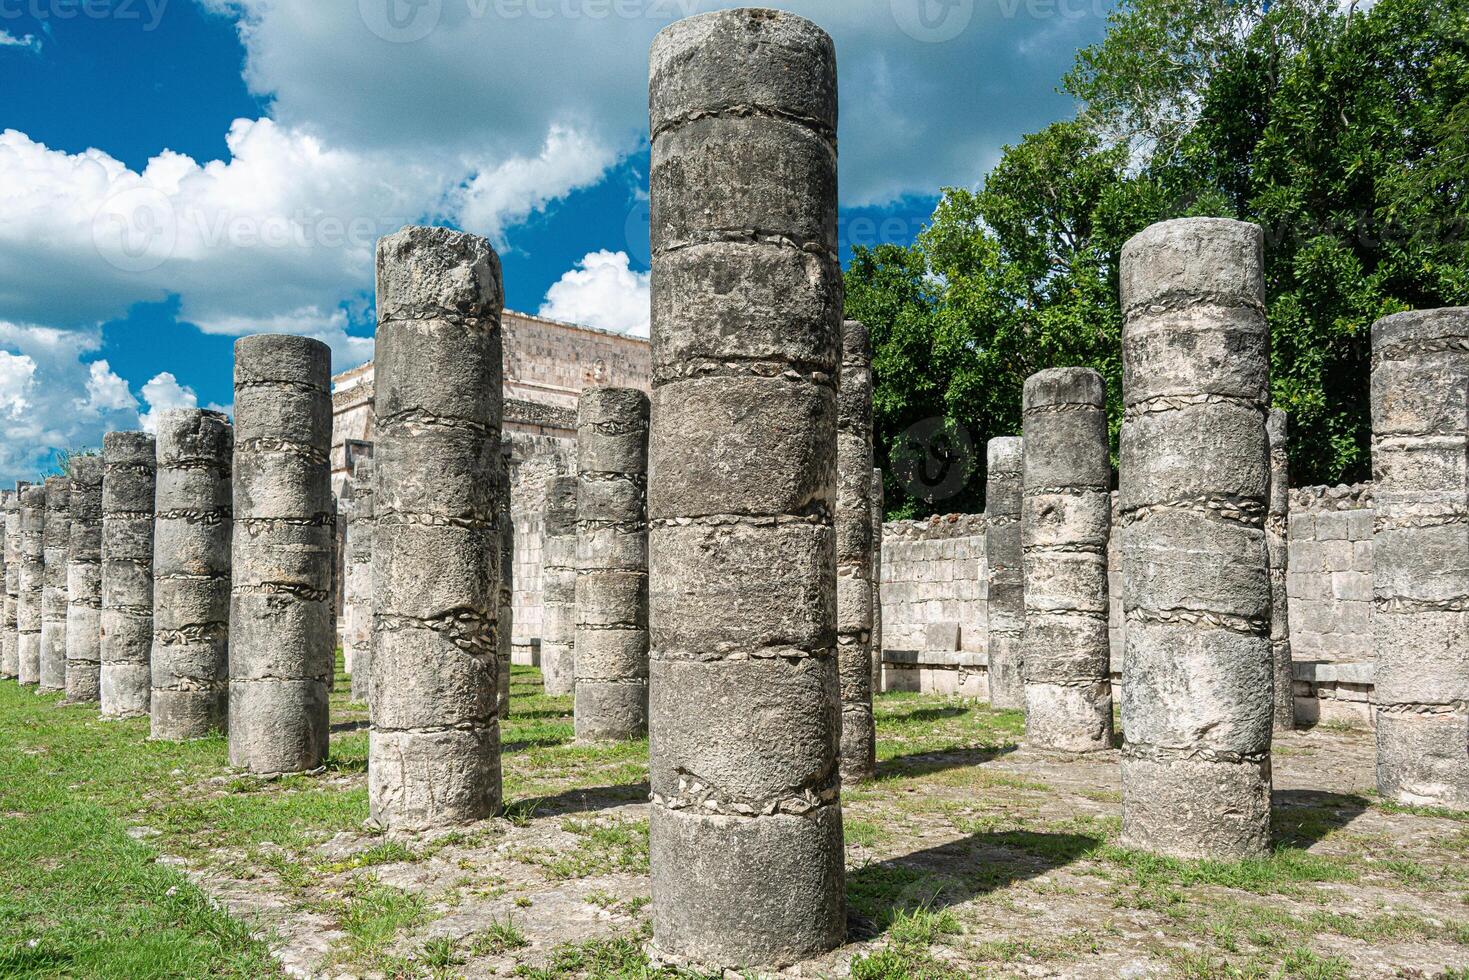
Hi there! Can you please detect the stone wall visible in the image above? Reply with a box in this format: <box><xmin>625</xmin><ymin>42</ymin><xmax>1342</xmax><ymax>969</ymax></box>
<box><xmin>1286</xmin><ymin>484</ymin><xmax>1374</xmax><ymax>664</ymax></box>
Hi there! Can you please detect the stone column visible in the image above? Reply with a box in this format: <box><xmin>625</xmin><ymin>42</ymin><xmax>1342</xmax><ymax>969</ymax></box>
<box><xmin>836</xmin><ymin>319</ymin><xmax>876</xmax><ymax>781</ymax></box>
<box><xmin>17</xmin><ymin>485</ymin><xmax>44</xmax><ymax>686</ymax></box>
<box><xmin>64</xmin><ymin>457</ymin><xmax>104</xmax><ymax>703</ymax></box>
<box><xmin>39</xmin><ymin>475</ymin><xmax>71</xmax><ymax>692</ymax></box>
<box><xmin>369</xmin><ymin>225</ymin><xmax>502</xmax><ymax>830</ymax></box>
<box><xmin>985</xmin><ymin>437</ymin><xmax>1025</xmax><ymax>709</ymax></box>
<box><xmin>871</xmin><ymin>468</ymin><xmax>883</xmax><ymax>694</ymax></box>
<box><xmin>1118</xmin><ymin>217</ymin><xmax>1272</xmax><ymax>859</ymax></box>
<box><xmin>2</xmin><ymin>490</ymin><xmax>17</xmax><ymax>679</ymax></box>
<box><xmin>229</xmin><ymin>334</ymin><xmax>333</xmax><ymax>775</ymax></box>
<box><xmin>151</xmin><ymin>409</ymin><xmax>233</xmax><ymax>740</ymax></box>
<box><xmin>540</xmin><ymin>475</ymin><xmax>578</xmax><ymax>697</ymax></box>
<box><xmin>647</xmin><ymin>10</ymin><xmax>845</xmax><ymax>966</ymax></box>
<box><xmin>100</xmin><ymin>433</ymin><xmax>156</xmax><ymax>719</ymax></box>
<box><xmin>1370</xmin><ymin>307</ymin><xmax>1469</xmax><ymax>808</ymax></box>
<box><xmin>1021</xmin><ymin>368</ymin><xmax>1113</xmax><ymax>752</ymax></box>
<box><xmin>1267</xmin><ymin>409</ymin><xmax>1294</xmax><ymax>732</ymax></box>
<box><xmin>497</xmin><ymin>437</ymin><xmax>513</xmax><ymax>719</ymax></box>
<box><xmin>574</xmin><ymin>387</ymin><xmax>650</xmax><ymax>741</ymax></box>
<box><xmin>345</xmin><ymin>457</ymin><xmax>374</xmax><ymax>704</ymax></box>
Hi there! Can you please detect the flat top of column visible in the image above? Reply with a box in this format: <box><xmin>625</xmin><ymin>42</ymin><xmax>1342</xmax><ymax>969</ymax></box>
<box><xmin>20</xmin><ymin>485</ymin><xmax>45</xmax><ymax>509</ymax></box>
<box><xmin>1371</xmin><ymin>307</ymin><xmax>1469</xmax><ymax>353</ymax></box>
<box><xmin>1023</xmin><ymin>366</ymin><xmax>1105</xmax><ymax>410</ymax></box>
<box><xmin>68</xmin><ymin>455</ymin><xmax>103</xmax><ymax>488</ymax></box>
<box><xmin>233</xmin><ymin>334</ymin><xmax>331</xmax><ymax>389</ymax></box>
<box><xmin>103</xmin><ymin>431</ymin><xmax>156</xmax><ymax>461</ymax></box>
<box><xmin>987</xmin><ymin>436</ymin><xmax>1023</xmax><ymax>471</ymax></box>
<box><xmin>155</xmin><ymin>408</ymin><xmax>234</xmax><ymax>464</ymax></box>
<box><xmin>1120</xmin><ymin>217</ymin><xmax>1264</xmax><ymax>315</ymax></box>
<box><xmin>649</xmin><ymin>7</ymin><xmax>836</xmax><ymax>137</ymax></box>
<box><xmin>842</xmin><ymin>319</ymin><xmax>871</xmax><ymax>368</ymax></box>
<box><xmin>576</xmin><ymin>386</ymin><xmax>650</xmax><ymax>427</ymax></box>
<box><xmin>376</xmin><ymin>225</ymin><xmax>503</xmax><ymax>323</ymax></box>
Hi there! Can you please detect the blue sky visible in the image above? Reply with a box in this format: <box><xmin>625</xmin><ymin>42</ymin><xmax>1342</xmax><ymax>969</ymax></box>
<box><xmin>0</xmin><ymin>0</ymin><xmax>1114</xmax><ymax>481</ymax></box>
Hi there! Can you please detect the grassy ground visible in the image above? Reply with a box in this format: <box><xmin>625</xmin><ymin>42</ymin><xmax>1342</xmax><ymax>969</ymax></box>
<box><xmin>0</xmin><ymin>660</ymin><xmax>1467</xmax><ymax>978</ymax></box>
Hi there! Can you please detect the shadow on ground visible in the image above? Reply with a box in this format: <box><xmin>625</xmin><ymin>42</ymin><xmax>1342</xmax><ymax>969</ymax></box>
<box><xmin>876</xmin><ymin>743</ymin><xmax>1019</xmax><ymax>780</ymax></box>
<box><xmin>1272</xmin><ymin>789</ymin><xmax>1371</xmax><ymax>847</ymax></box>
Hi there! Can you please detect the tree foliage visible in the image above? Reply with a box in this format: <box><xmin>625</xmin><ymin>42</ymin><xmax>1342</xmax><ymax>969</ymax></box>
<box><xmin>849</xmin><ymin>0</ymin><xmax>1469</xmax><ymax>518</ymax></box>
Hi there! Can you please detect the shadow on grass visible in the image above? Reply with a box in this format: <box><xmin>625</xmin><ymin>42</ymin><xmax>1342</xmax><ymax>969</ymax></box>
<box><xmin>847</xmin><ymin>829</ymin><xmax>1101</xmax><ymax>938</ymax></box>
<box><xmin>502</xmin><ymin>734</ymin><xmax>575</xmax><ymax>753</ymax></box>
<box><xmin>883</xmin><ymin>705</ymin><xmax>972</xmax><ymax>725</ymax></box>
<box><xmin>506</xmin><ymin>781</ymin><xmax>650</xmax><ymax>819</ymax></box>
<box><xmin>1272</xmin><ymin>789</ymin><xmax>1371</xmax><ymax>847</ymax></box>
<box><xmin>876</xmin><ymin>743</ymin><xmax>1019</xmax><ymax>780</ymax></box>
<box><xmin>331</xmin><ymin>720</ymin><xmax>369</xmax><ymax>734</ymax></box>
<box><xmin>507</xmin><ymin>709</ymin><xmax>574</xmax><ymax>721</ymax></box>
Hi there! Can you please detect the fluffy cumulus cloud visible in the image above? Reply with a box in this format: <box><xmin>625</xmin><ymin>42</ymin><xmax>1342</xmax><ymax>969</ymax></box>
<box><xmin>137</xmin><ymin>371</ymin><xmax>200</xmax><ymax>433</ymax></box>
<box><xmin>539</xmin><ymin>250</ymin><xmax>650</xmax><ymax>337</ymax></box>
<box><xmin>76</xmin><ymin>360</ymin><xmax>138</xmax><ymax>415</ymax></box>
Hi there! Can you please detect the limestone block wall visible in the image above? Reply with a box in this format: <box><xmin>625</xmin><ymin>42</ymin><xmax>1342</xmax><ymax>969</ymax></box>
<box><xmin>507</xmin><ymin>434</ymin><xmax>572</xmax><ymax>665</ymax></box>
<box><xmin>878</xmin><ymin>514</ymin><xmax>986</xmax><ymax>696</ymax></box>
<box><xmin>1286</xmin><ymin>484</ymin><xmax>1374</xmax><ymax>664</ymax></box>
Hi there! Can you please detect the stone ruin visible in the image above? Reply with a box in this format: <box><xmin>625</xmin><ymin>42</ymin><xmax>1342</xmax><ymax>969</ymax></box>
<box><xmin>1</xmin><ymin>7</ymin><xmax>1467</xmax><ymax>972</ymax></box>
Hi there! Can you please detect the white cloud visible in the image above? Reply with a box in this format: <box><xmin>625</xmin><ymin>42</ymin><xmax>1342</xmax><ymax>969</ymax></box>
<box><xmin>456</xmin><ymin>126</ymin><xmax>618</xmax><ymax>245</ymax></box>
<box><xmin>0</xmin><ymin>351</ymin><xmax>36</xmax><ymax>418</ymax></box>
<box><xmin>138</xmin><ymin>372</ymin><xmax>200</xmax><ymax>434</ymax></box>
<box><xmin>0</xmin><ymin>30</ymin><xmax>41</xmax><ymax>54</ymax></box>
<box><xmin>75</xmin><ymin>359</ymin><xmax>138</xmax><ymax>415</ymax></box>
<box><xmin>539</xmin><ymin>250</ymin><xmax>649</xmax><ymax>337</ymax></box>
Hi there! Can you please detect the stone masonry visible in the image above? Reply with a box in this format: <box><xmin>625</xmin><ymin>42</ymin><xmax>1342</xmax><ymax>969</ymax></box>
<box><xmin>17</xmin><ymin>484</ymin><xmax>43</xmax><ymax>686</ymax></box>
<box><xmin>100</xmin><ymin>432</ymin><xmax>155</xmax><ymax>718</ymax></box>
<box><xmin>1370</xmin><ymin>307</ymin><xmax>1469</xmax><ymax>808</ymax></box>
<box><xmin>1021</xmin><ymin>367</ymin><xmax>1113</xmax><ymax>752</ymax></box>
<box><xmin>2</xmin><ymin>490</ymin><xmax>18</xmax><ymax>679</ymax></box>
<box><xmin>574</xmin><ymin>387</ymin><xmax>649</xmax><ymax>741</ymax></box>
<box><xmin>647</xmin><ymin>9</ymin><xmax>845</xmax><ymax>965</ymax></box>
<box><xmin>1267</xmin><ymin>409</ymin><xmax>1294</xmax><ymax>731</ymax></box>
<box><xmin>837</xmin><ymin>319</ymin><xmax>876</xmax><ymax>781</ymax></box>
<box><xmin>345</xmin><ymin>457</ymin><xmax>374</xmax><ymax>704</ymax></box>
<box><xmin>151</xmin><ymin>409</ymin><xmax>233</xmax><ymax>741</ymax></box>
<box><xmin>985</xmin><ymin>437</ymin><xmax>1024</xmax><ymax>709</ymax></box>
<box><xmin>229</xmin><ymin>335</ymin><xmax>334</xmax><ymax>776</ymax></box>
<box><xmin>1118</xmin><ymin>217</ymin><xmax>1273</xmax><ymax>859</ymax></box>
<box><xmin>539</xmin><ymin>476</ymin><xmax>578</xmax><ymax>698</ymax></box>
<box><xmin>498</xmin><ymin>437</ymin><xmax>513</xmax><ymax>718</ymax></box>
<box><xmin>39</xmin><ymin>475</ymin><xmax>70</xmax><ymax>692</ymax></box>
<box><xmin>64</xmin><ymin>456</ymin><xmax>104</xmax><ymax>703</ymax></box>
<box><xmin>870</xmin><ymin>468</ymin><xmax>883</xmax><ymax>691</ymax></box>
<box><xmin>369</xmin><ymin>225</ymin><xmax>504</xmax><ymax>830</ymax></box>
<box><xmin>878</xmin><ymin>514</ymin><xmax>987</xmax><ymax>696</ymax></box>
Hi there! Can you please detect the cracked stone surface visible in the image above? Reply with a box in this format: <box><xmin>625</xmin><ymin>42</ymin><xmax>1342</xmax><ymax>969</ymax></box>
<box><xmin>63</xmin><ymin>456</ymin><xmax>104</xmax><ymax>704</ymax></box>
<box><xmin>100</xmin><ymin>431</ymin><xmax>156</xmax><ymax>719</ymax></box>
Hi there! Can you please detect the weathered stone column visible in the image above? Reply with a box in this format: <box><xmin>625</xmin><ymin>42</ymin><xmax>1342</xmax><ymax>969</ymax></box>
<box><xmin>647</xmin><ymin>9</ymin><xmax>845</xmax><ymax>966</ymax></box>
<box><xmin>1</xmin><ymin>490</ymin><xmax>17</xmax><ymax>679</ymax></box>
<box><xmin>1371</xmin><ymin>307</ymin><xmax>1469</xmax><ymax>808</ymax></box>
<box><xmin>100</xmin><ymin>433</ymin><xmax>156</xmax><ymax>718</ymax></box>
<box><xmin>39</xmin><ymin>475</ymin><xmax>71</xmax><ymax>692</ymax></box>
<box><xmin>574</xmin><ymin>387</ymin><xmax>649</xmax><ymax>741</ymax></box>
<box><xmin>151</xmin><ymin>409</ymin><xmax>233</xmax><ymax>740</ymax></box>
<box><xmin>229</xmin><ymin>335</ymin><xmax>333</xmax><ymax>775</ymax></box>
<box><xmin>497</xmin><ymin>437</ymin><xmax>513</xmax><ymax>719</ymax></box>
<box><xmin>1021</xmin><ymin>368</ymin><xmax>1113</xmax><ymax>752</ymax></box>
<box><xmin>985</xmin><ymin>437</ymin><xmax>1025</xmax><ymax>709</ymax></box>
<box><xmin>1267</xmin><ymin>409</ymin><xmax>1294</xmax><ymax>732</ymax></box>
<box><xmin>1119</xmin><ymin>217</ymin><xmax>1272</xmax><ymax>859</ymax></box>
<box><xmin>17</xmin><ymin>485</ymin><xmax>44</xmax><ymax>686</ymax></box>
<box><xmin>871</xmin><ymin>468</ymin><xmax>883</xmax><ymax>694</ymax></box>
<box><xmin>837</xmin><ymin>319</ymin><xmax>876</xmax><ymax>781</ymax></box>
<box><xmin>540</xmin><ymin>475</ymin><xmax>578</xmax><ymax>698</ymax></box>
<box><xmin>345</xmin><ymin>457</ymin><xmax>374</xmax><ymax>704</ymax></box>
<box><xmin>64</xmin><ymin>457</ymin><xmax>104</xmax><ymax>703</ymax></box>
<box><xmin>369</xmin><ymin>225</ymin><xmax>503</xmax><ymax>830</ymax></box>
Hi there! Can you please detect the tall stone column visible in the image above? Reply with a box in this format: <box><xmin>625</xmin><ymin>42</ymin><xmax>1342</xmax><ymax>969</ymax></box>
<box><xmin>39</xmin><ymin>475</ymin><xmax>71</xmax><ymax>692</ymax></box>
<box><xmin>1370</xmin><ymin>307</ymin><xmax>1469</xmax><ymax>808</ymax></box>
<box><xmin>1119</xmin><ymin>218</ymin><xmax>1272</xmax><ymax>859</ymax></box>
<box><xmin>64</xmin><ymin>456</ymin><xmax>104</xmax><ymax>703</ymax></box>
<box><xmin>985</xmin><ymin>437</ymin><xmax>1025</xmax><ymax>709</ymax></box>
<box><xmin>370</xmin><ymin>225</ymin><xmax>502</xmax><ymax>829</ymax></box>
<box><xmin>574</xmin><ymin>387</ymin><xmax>649</xmax><ymax>741</ymax></box>
<box><xmin>1</xmin><ymin>490</ymin><xmax>17</xmax><ymax>679</ymax></box>
<box><xmin>152</xmin><ymin>409</ymin><xmax>233</xmax><ymax>740</ymax></box>
<box><xmin>17</xmin><ymin>485</ymin><xmax>44</xmax><ymax>686</ymax></box>
<box><xmin>1021</xmin><ymin>368</ymin><xmax>1112</xmax><ymax>752</ymax></box>
<box><xmin>871</xmin><ymin>468</ymin><xmax>883</xmax><ymax>694</ymax></box>
<box><xmin>100</xmin><ymin>432</ymin><xmax>156</xmax><ymax>719</ymax></box>
<box><xmin>1267</xmin><ymin>409</ymin><xmax>1294</xmax><ymax>732</ymax></box>
<box><xmin>836</xmin><ymin>319</ymin><xmax>876</xmax><ymax>781</ymax></box>
<box><xmin>540</xmin><ymin>475</ymin><xmax>578</xmax><ymax>698</ymax></box>
<box><xmin>647</xmin><ymin>10</ymin><xmax>845</xmax><ymax>966</ymax></box>
<box><xmin>345</xmin><ymin>457</ymin><xmax>374</xmax><ymax>704</ymax></box>
<box><xmin>497</xmin><ymin>437</ymin><xmax>513</xmax><ymax>719</ymax></box>
<box><xmin>229</xmin><ymin>335</ymin><xmax>333</xmax><ymax>775</ymax></box>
